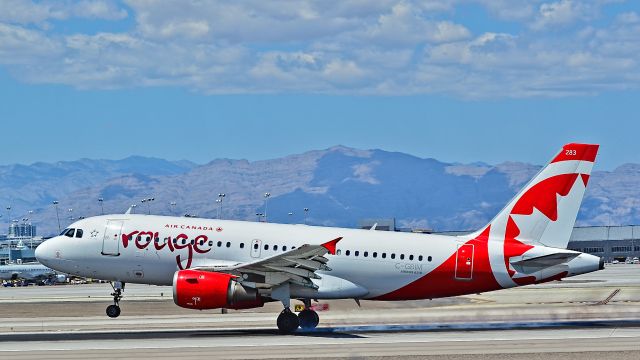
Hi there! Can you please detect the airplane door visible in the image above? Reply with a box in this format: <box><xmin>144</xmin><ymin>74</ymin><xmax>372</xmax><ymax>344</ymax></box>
<box><xmin>455</xmin><ymin>243</ymin><xmax>474</xmax><ymax>280</ymax></box>
<box><xmin>250</xmin><ymin>239</ymin><xmax>262</xmax><ymax>258</ymax></box>
<box><xmin>101</xmin><ymin>220</ymin><xmax>124</xmax><ymax>256</ymax></box>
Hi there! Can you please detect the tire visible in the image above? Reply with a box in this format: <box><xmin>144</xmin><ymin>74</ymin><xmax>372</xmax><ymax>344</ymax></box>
<box><xmin>106</xmin><ymin>304</ymin><xmax>121</xmax><ymax>318</ymax></box>
<box><xmin>276</xmin><ymin>309</ymin><xmax>299</xmax><ymax>333</ymax></box>
<box><xmin>298</xmin><ymin>309</ymin><xmax>319</xmax><ymax>329</ymax></box>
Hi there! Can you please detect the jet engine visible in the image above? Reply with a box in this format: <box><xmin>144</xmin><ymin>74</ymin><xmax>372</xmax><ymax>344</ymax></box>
<box><xmin>172</xmin><ymin>269</ymin><xmax>264</xmax><ymax>310</ymax></box>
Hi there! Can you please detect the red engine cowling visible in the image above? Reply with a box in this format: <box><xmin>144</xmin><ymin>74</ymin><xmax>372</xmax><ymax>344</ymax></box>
<box><xmin>173</xmin><ymin>270</ymin><xmax>264</xmax><ymax>310</ymax></box>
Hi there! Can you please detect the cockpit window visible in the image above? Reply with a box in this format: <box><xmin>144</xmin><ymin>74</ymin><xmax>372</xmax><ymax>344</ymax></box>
<box><xmin>75</xmin><ymin>229</ymin><xmax>83</xmax><ymax>238</ymax></box>
<box><xmin>60</xmin><ymin>228</ymin><xmax>70</xmax><ymax>236</ymax></box>
<box><xmin>64</xmin><ymin>228</ymin><xmax>75</xmax><ymax>238</ymax></box>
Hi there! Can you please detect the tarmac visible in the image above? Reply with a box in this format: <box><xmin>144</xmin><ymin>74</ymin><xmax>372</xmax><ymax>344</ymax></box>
<box><xmin>0</xmin><ymin>264</ymin><xmax>639</xmax><ymax>359</ymax></box>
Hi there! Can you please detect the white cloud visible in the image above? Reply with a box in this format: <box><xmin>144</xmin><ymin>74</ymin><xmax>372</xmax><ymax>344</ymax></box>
<box><xmin>0</xmin><ymin>23</ymin><xmax>62</xmax><ymax>64</ymax></box>
<box><xmin>531</xmin><ymin>0</ymin><xmax>583</xmax><ymax>30</ymax></box>
<box><xmin>0</xmin><ymin>0</ymin><xmax>638</xmax><ymax>98</ymax></box>
<box><xmin>0</xmin><ymin>0</ymin><xmax>127</xmax><ymax>25</ymax></box>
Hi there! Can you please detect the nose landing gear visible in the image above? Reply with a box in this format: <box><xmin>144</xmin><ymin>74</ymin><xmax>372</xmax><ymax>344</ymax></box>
<box><xmin>106</xmin><ymin>281</ymin><xmax>124</xmax><ymax>318</ymax></box>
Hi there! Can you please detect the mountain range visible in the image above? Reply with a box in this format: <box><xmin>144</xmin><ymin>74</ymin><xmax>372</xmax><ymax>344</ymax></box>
<box><xmin>1</xmin><ymin>146</ymin><xmax>638</xmax><ymax>236</ymax></box>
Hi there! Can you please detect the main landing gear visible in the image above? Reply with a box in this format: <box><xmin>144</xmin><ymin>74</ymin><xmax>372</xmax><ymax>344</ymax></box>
<box><xmin>276</xmin><ymin>299</ymin><xmax>319</xmax><ymax>334</ymax></box>
<box><xmin>106</xmin><ymin>281</ymin><xmax>125</xmax><ymax>318</ymax></box>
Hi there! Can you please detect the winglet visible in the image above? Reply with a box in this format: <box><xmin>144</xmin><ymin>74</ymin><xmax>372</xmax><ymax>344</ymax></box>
<box><xmin>321</xmin><ymin>237</ymin><xmax>343</xmax><ymax>255</ymax></box>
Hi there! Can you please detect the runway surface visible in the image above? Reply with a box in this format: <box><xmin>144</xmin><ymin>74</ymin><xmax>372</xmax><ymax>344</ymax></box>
<box><xmin>0</xmin><ymin>264</ymin><xmax>639</xmax><ymax>359</ymax></box>
<box><xmin>1</xmin><ymin>324</ymin><xmax>639</xmax><ymax>359</ymax></box>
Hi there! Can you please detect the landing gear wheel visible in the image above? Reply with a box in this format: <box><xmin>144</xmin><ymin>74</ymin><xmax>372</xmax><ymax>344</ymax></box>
<box><xmin>277</xmin><ymin>308</ymin><xmax>299</xmax><ymax>334</ymax></box>
<box><xmin>106</xmin><ymin>304</ymin><xmax>121</xmax><ymax>318</ymax></box>
<box><xmin>298</xmin><ymin>309</ymin><xmax>319</xmax><ymax>329</ymax></box>
<box><xmin>106</xmin><ymin>281</ymin><xmax>124</xmax><ymax>318</ymax></box>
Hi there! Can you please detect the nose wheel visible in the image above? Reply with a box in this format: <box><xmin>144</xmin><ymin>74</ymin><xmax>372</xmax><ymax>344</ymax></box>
<box><xmin>106</xmin><ymin>304</ymin><xmax>121</xmax><ymax>318</ymax></box>
<box><xmin>106</xmin><ymin>281</ymin><xmax>124</xmax><ymax>318</ymax></box>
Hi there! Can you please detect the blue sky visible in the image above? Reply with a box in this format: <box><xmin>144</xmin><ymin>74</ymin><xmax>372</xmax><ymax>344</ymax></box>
<box><xmin>1</xmin><ymin>1</ymin><xmax>639</xmax><ymax>170</ymax></box>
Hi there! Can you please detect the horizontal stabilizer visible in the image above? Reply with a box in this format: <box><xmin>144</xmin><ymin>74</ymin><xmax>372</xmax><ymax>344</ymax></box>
<box><xmin>511</xmin><ymin>252</ymin><xmax>579</xmax><ymax>274</ymax></box>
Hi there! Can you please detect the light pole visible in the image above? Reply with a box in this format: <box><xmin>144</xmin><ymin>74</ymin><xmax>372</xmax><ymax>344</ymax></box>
<box><xmin>131</xmin><ymin>204</ymin><xmax>137</xmax><ymax>214</ymax></box>
<box><xmin>141</xmin><ymin>198</ymin><xmax>155</xmax><ymax>215</ymax></box>
<box><xmin>68</xmin><ymin>208</ymin><xmax>73</xmax><ymax>222</ymax></box>
<box><xmin>27</xmin><ymin>210</ymin><xmax>33</xmax><ymax>237</ymax></box>
<box><xmin>304</xmin><ymin>208</ymin><xmax>309</xmax><ymax>225</ymax></box>
<box><xmin>256</xmin><ymin>213</ymin><xmax>264</xmax><ymax>222</ymax></box>
<box><xmin>217</xmin><ymin>193</ymin><xmax>226</xmax><ymax>219</ymax></box>
<box><xmin>170</xmin><ymin>201</ymin><xmax>177</xmax><ymax>215</ymax></box>
<box><xmin>98</xmin><ymin>198</ymin><xmax>104</xmax><ymax>215</ymax></box>
<box><xmin>6</xmin><ymin>206</ymin><xmax>11</xmax><ymax>225</ymax></box>
<box><xmin>263</xmin><ymin>193</ymin><xmax>271</xmax><ymax>223</ymax></box>
<box><xmin>52</xmin><ymin>201</ymin><xmax>60</xmax><ymax>233</ymax></box>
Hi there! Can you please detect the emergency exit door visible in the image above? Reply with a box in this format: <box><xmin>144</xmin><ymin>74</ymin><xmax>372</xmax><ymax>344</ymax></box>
<box><xmin>102</xmin><ymin>220</ymin><xmax>124</xmax><ymax>256</ymax></box>
<box><xmin>455</xmin><ymin>243</ymin><xmax>474</xmax><ymax>280</ymax></box>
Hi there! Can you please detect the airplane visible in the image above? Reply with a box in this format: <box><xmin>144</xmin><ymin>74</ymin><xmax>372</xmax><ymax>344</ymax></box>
<box><xmin>0</xmin><ymin>262</ymin><xmax>66</xmax><ymax>284</ymax></box>
<box><xmin>35</xmin><ymin>143</ymin><xmax>603</xmax><ymax>333</ymax></box>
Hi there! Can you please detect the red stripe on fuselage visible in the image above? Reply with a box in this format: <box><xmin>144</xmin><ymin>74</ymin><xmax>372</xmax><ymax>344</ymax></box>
<box><xmin>373</xmin><ymin>226</ymin><xmax>502</xmax><ymax>300</ymax></box>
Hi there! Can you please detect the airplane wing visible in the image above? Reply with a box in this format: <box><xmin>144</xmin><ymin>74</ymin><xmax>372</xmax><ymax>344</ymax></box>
<box><xmin>193</xmin><ymin>237</ymin><xmax>342</xmax><ymax>290</ymax></box>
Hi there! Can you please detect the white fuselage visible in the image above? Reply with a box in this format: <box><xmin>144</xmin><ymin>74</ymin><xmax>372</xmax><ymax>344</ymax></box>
<box><xmin>35</xmin><ymin>214</ymin><xmax>601</xmax><ymax>300</ymax></box>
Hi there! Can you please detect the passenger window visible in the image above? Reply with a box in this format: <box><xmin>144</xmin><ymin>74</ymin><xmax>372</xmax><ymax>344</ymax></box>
<box><xmin>409</xmin><ymin>255</ymin><xmax>414</xmax><ymax>261</ymax></box>
<box><xmin>292</xmin><ymin>246</ymin><xmax>296</xmax><ymax>249</ymax></box>
<box><xmin>217</xmin><ymin>241</ymin><xmax>222</xmax><ymax>247</ymax></box>
<box><xmin>382</xmin><ymin>253</ymin><xmax>386</xmax><ymax>259</ymax></box>
<box><xmin>273</xmin><ymin>245</ymin><xmax>278</xmax><ymax>251</ymax></box>
<box><xmin>190</xmin><ymin>240</ymin><xmax>195</xmax><ymax>245</ymax></box>
<box><xmin>208</xmin><ymin>241</ymin><xmax>213</xmax><ymax>246</ymax></box>
<box><xmin>337</xmin><ymin>249</ymin><xmax>342</xmax><ymax>255</ymax></box>
<box><xmin>254</xmin><ymin>243</ymin><xmax>259</xmax><ymax>249</ymax></box>
<box><xmin>355</xmin><ymin>251</ymin><xmax>360</xmax><ymax>256</ymax></box>
<box><xmin>373</xmin><ymin>252</ymin><xmax>377</xmax><ymax>258</ymax></box>
<box><xmin>240</xmin><ymin>243</ymin><xmax>245</xmax><ymax>249</ymax></box>
<box><xmin>428</xmin><ymin>256</ymin><xmax>432</xmax><ymax>262</ymax></box>
<box><xmin>345</xmin><ymin>250</ymin><xmax>350</xmax><ymax>256</ymax></box>
<box><xmin>64</xmin><ymin>229</ymin><xmax>75</xmax><ymax>238</ymax></box>
<box><xmin>264</xmin><ymin>244</ymin><xmax>269</xmax><ymax>250</ymax></box>
<box><xmin>363</xmin><ymin>251</ymin><xmax>368</xmax><ymax>257</ymax></box>
<box><xmin>75</xmin><ymin>229</ymin><xmax>83</xmax><ymax>238</ymax></box>
<box><xmin>137</xmin><ymin>235</ymin><xmax>141</xmax><ymax>241</ymax></box>
<box><xmin>226</xmin><ymin>242</ymin><xmax>231</xmax><ymax>248</ymax></box>
<box><xmin>391</xmin><ymin>253</ymin><xmax>396</xmax><ymax>259</ymax></box>
<box><xmin>400</xmin><ymin>254</ymin><xmax>405</xmax><ymax>260</ymax></box>
<box><xmin>155</xmin><ymin>237</ymin><xmax>160</xmax><ymax>243</ymax></box>
<box><xmin>283</xmin><ymin>246</ymin><xmax>287</xmax><ymax>251</ymax></box>
<box><xmin>418</xmin><ymin>255</ymin><xmax>423</xmax><ymax>261</ymax></box>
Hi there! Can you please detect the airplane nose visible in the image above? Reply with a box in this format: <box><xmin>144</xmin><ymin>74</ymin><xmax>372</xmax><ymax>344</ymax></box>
<box><xmin>35</xmin><ymin>239</ymin><xmax>54</xmax><ymax>265</ymax></box>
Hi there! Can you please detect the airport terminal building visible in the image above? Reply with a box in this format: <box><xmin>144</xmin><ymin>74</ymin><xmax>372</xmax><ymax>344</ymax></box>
<box><xmin>568</xmin><ymin>225</ymin><xmax>640</xmax><ymax>262</ymax></box>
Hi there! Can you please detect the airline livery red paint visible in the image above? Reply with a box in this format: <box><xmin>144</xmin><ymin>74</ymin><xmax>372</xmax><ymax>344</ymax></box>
<box><xmin>36</xmin><ymin>143</ymin><xmax>604</xmax><ymax>333</ymax></box>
